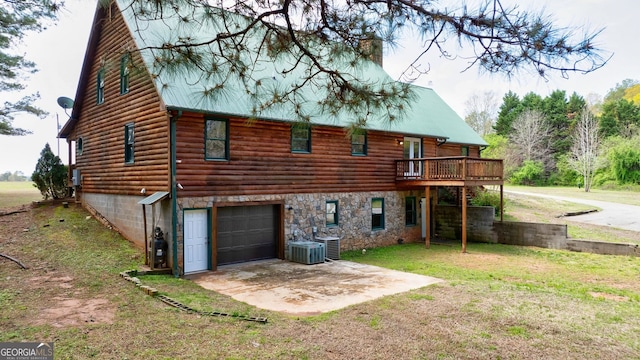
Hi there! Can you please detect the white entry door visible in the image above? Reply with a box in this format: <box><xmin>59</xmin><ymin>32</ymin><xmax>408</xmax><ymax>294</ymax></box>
<box><xmin>404</xmin><ymin>137</ymin><xmax>422</xmax><ymax>177</ymax></box>
<box><xmin>184</xmin><ymin>209</ymin><xmax>209</xmax><ymax>273</ymax></box>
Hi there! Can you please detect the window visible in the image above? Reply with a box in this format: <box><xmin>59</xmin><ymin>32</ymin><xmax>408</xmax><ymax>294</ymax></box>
<box><xmin>461</xmin><ymin>146</ymin><xmax>469</xmax><ymax>156</ymax></box>
<box><xmin>205</xmin><ymin>119</ymin><xmax>228</xmax><ymax>160</ymax></box>
<box><xmin>291</xmin><ymin>125</ymin><xmax>311</xmax><ymax>153</ymax></box>
<box><xmin>351</xmin><ymin>131</ymin><xmax>367</xmax><ymax>155</ymax></box>
<box><xmin>124</xmin><ymin>123</ymin><xmax>134</xmax><ymax>163</ymax></box>
<box><xmin>326</xmin><ymin>200</ymin><xmax>338</xmax><ymax>226</ymax></box>
<box><xmin>120</xmin><ymin>54</ymin><xmax>130</xmax><ymax>95</ymax></box>
<box><xmin>76</xmin><ymin>137</ymin><xmax>83</xmax><ymax>156</ymax></box>
<box><xmin>97</xmin><ymin>69</ymin><xmax>105</xmax><ymax>104</ymax></box>
<box><xmin>405</xmin><ymin>197</ymin><xmax>417</xmax><ymax>226</ymax></box>
<box><xmin>371</xmin><ymin>198</ymin><xmax>384</xmax><ymax>230</ymax></box>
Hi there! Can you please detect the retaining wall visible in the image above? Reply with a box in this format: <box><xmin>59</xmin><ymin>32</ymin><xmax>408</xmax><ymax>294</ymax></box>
<box><xmin>435</xmin><ymin>204</ymin><xmax>639</xmax><ymax>257</ymax></box>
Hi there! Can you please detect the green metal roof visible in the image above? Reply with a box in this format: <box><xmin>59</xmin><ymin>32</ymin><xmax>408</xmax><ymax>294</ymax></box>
<box><xmin>117</xmin><ymin>0</ymin><xmax>487</xmax><ymax>146</ymax></box>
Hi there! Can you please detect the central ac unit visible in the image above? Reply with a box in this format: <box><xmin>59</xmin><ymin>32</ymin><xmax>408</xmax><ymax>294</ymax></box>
<box><xmin>287</xmin><ymin>241</ymin><xmax>325</xmax><ymax>265</ymax></box>
<box><xmin>314</xmin><ymin>236</ymin><xmax>340</xmax><ymax>260</ymax></box>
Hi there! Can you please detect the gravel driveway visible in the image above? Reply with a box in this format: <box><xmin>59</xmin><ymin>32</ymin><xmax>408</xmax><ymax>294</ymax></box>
<box><xmin>505</xmin><ymin>190</ymin><xmax>640</xmax><ymax>232</ymax></box>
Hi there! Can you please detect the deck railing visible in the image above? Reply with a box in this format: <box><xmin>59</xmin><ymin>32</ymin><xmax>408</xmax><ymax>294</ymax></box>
<box><xmin>396</xmin><ymin>157</ymin><xmax>503</xmax><ymax>182</ymax></box>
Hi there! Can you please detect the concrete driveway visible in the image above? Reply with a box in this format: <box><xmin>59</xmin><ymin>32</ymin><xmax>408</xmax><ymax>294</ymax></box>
<box><xmin>188</xmin><ymin>259</ymin><xmax>442</xmax><ymax>316</ymax></box>
<box><xmin>505</xmin><ymin>190</ymin><xmax>640</xmax><ymax>232</ymax></box>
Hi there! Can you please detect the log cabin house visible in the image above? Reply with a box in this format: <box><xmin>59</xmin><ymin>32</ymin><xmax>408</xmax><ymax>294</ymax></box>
<box><xmin>58</xmin><ymin>0</ymin><xmax>503</xmax><ymax>276</ymax></box>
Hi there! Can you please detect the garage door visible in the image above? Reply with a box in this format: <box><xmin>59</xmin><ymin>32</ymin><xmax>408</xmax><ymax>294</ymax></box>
<box><xmin>184</xmin><ymin>209</ymin><xmax>209</xmax><ymax>273</ymax></box>
<box><xmin>217</xmin><ymin>205</ymin><xmax>278</xmax><ymax>265</ymax></box>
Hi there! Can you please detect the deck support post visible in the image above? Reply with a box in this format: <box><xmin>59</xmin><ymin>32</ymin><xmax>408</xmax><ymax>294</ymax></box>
<box><xmin>500</xmin><ymin>184</ymin><xmax>504</xmax><ymax>222</ymax></box>
<box><xmin>425</xmin><ymin>186</ymin><xmax>431</xmax><ymax>248</ymax></box>
<box><xmin>462</xmin><ymin>186</ymin><xmax>467</xmax><ymax>253</ymax></box>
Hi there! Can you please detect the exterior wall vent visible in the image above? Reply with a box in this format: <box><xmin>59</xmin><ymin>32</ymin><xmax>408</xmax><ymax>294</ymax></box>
<box><xmin>287</xmin><ymin>241</ymin><xmax>325</xmax><ymax>265</ymax></box>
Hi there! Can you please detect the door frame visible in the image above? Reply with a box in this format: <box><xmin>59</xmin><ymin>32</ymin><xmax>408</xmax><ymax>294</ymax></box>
<box><xmin>404</xmin><ymin>137</ymin><xmax>422</xmax><ymax>177</ymax></box>
<box><xmin>211</xmin><ymin>200</ymin><xmax>285</xmax><ymax>271</ymax></box>
<box><xmin>183</xmin><ymin>208</ymin><xmax>211</xmax><ymax>274</ymax></box>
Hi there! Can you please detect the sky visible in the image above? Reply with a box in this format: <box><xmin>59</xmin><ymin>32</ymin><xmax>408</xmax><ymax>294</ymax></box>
<box><xmin>1</xmin><ymin>0</ymin><xmax>638</xmax><ymax>176</ymax></box>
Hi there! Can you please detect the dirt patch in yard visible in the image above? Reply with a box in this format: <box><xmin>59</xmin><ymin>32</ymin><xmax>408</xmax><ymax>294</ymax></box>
<box><xmin>1</xmin><ymin>203</ymin><xmax>116</xmax><ymax>329</ymax></box>
<box><xmin>34</xmin><ymin>297</ymin><xmax>115</xmax><ymax>327</ymax></box>
<box><xmin>24</xmin><ymin>274</ymin><xmax>116</xmax><ymax>327</ymax></box>
<box><xmin>589</xmin><ymin>292</ymin><xmax>629</xmax><ymax>302</ymax></box>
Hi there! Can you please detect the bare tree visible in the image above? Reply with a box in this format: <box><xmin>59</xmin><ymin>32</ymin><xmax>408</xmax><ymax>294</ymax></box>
<box><xmin>464</xmin><ymin>91</ymin><xmax>499</xmax><ymax>136</ymax></box>
<box><xmin>116</xmin><ymin>0</ymin><xmax>610</xmax><ymax>126</ymax></box>
<box><xmin>569</xmin><ymin>109</ymin><xmax>600</xmax><ymax>192</ymax></box>
<box><xmin>508</xmin><ymin>109</ymin><xmax>552</xmax><ymax>169</ymax></box>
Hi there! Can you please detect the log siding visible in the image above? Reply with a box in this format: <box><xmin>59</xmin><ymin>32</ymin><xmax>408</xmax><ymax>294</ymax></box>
<box><xmin>69</xmin><ymin>5</ymin><xmax>170</xmax><ymax>196</ymax></box>
<box><xmin>173</xmin><ymin>111</ymin><xmax>444</xmax><ymax>197</ymax></box>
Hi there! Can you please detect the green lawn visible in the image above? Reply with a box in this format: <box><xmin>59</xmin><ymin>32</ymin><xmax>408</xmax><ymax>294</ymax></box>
<box><xmin>505</xmin><ymin>184</ymin><xmax>640</xmax><ymax>206</ymax></box>
<box><xmin>0</xmin><ymin>181</ymin><xmax>41</xmax><ymax>209</ymax></box>
<box><xmin>1</xmin><ymin>204</ymin><xmax>639</xmax><ymax>359</ymax></box>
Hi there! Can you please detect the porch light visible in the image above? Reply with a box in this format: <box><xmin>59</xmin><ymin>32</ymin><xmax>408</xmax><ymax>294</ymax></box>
<box><xmin>397</xmin><ymin>139</ymin><xmax>403</xmax><ymax>145</ymax></box>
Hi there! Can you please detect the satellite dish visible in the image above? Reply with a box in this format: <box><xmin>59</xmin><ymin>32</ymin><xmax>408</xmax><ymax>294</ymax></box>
<box><xmin>57</xmin><ymin>96</ymin><xmax>74</xmax><ymax>109</ymax></box>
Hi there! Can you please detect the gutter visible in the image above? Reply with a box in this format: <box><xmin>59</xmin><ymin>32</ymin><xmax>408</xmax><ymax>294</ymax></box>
<box><xmin>170</xmin><ymin>110</ymin><xmax>182</xmax><ymax>277</ymax></box>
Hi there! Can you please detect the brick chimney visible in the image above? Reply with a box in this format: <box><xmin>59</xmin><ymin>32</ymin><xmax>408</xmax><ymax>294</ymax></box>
<box><xmin>358</xmin><ymin>37</ymin><xmax>383</xmax><ymax>67</ymax></box>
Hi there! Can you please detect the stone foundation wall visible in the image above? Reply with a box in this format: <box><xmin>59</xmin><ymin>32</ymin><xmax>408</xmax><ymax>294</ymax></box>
<box><xmin>178</xmin><ymin>190</ymin><xmax>424</xmax><ymax>253</ymax></box>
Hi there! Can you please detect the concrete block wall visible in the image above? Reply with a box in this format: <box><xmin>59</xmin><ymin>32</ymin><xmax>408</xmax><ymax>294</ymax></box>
<box><xmin>492</xmin><ymin>221</ymin><xmax>568</xmax><ymax>248</ymax></box>
<box><xmin>434</xmin><ymin>205</ymin><xmax>496</xmax><ymax>242</ymax></box>
<box><xmin>82</xmin><ymin>192</ymin><xmax>172</xmax><ymax>257</ymax></box>
<box><xmin>434</xmin><ymin>204</ymin><xmax>638</xmax><ymax>257</ymax></box>
<box><xmin>565</xmin><ymin>240</ymin><xmax>639</xmax><ymax>256</ymax></box>
<box><xmin>434</xmin><ymin>204</ymin><xmax>568</xmax><ymax>246</ymax></box>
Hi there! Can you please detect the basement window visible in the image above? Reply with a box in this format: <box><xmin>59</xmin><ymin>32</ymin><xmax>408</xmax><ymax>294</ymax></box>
<box><xmin>405</xmin><ymin>197</ymin><xmax>417</xmax><ymax>226</ymax></box>
<box><xmin>371</xmin><ymin>198</ymin><xmax>385</xmax><ymax>230</ymax></box>
<box><xmin>326</xmin><ymin>200</ymin><xmax>338</xmax><ymax>226</ymax></box>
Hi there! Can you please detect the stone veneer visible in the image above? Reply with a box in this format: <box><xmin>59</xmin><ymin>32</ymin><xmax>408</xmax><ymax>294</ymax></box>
<box><xmin>178</xmin><ymin>190</ymin><xmax>424</xmax><ymax>253</ymax></box>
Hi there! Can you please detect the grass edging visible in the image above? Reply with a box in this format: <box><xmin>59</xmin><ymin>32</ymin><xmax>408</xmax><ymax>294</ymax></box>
<box><xmin>119</xmin><ymin>269</ymin><xmax>268</xmax><ymax>324</ymax></box>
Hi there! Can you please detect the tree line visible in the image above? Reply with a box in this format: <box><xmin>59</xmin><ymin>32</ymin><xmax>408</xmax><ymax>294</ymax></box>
<box><xmin>467</xmin><ymin>79</ymin><xmax>640</xmax><ymax>190</ymax></box>
<box><xmin>0</xmin><ymin>171</ymin><xmax>29</xmax><ymax>181</ymax></box>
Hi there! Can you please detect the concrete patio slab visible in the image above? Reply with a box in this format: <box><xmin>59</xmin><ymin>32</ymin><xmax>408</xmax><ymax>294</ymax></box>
<box><xmin>188</xmin><ymin>259</ymin><xmax>443</xmax><ymax>316</ymax></box>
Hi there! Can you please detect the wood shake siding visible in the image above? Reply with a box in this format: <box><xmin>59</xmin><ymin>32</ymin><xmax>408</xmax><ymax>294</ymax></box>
<box><xmin>70</xmin><ymin>6</ymin><xmax>170</xmax><ymax>195</ymax></box>
<box><xmin>174</xmin><ymin>112</ymin><xmax>414</xmax><ymax>197</ymax></box>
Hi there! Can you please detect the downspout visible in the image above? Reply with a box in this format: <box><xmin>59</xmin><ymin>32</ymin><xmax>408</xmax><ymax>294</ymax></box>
<box><xmin>170</xmin><ymin>110</ymin><xmax>182</xmax><ymax>278</ymax></box>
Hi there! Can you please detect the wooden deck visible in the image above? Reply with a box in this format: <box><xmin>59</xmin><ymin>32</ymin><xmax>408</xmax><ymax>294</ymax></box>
<box><xmin>396</xmin><ymin>156</ymin><xmax>504</xmax><ymax>252</ymax></box>
<box><xmin>395</xmin><ymin>157</ymin><xmax>504</xmax><ymax>186</ymax></box>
